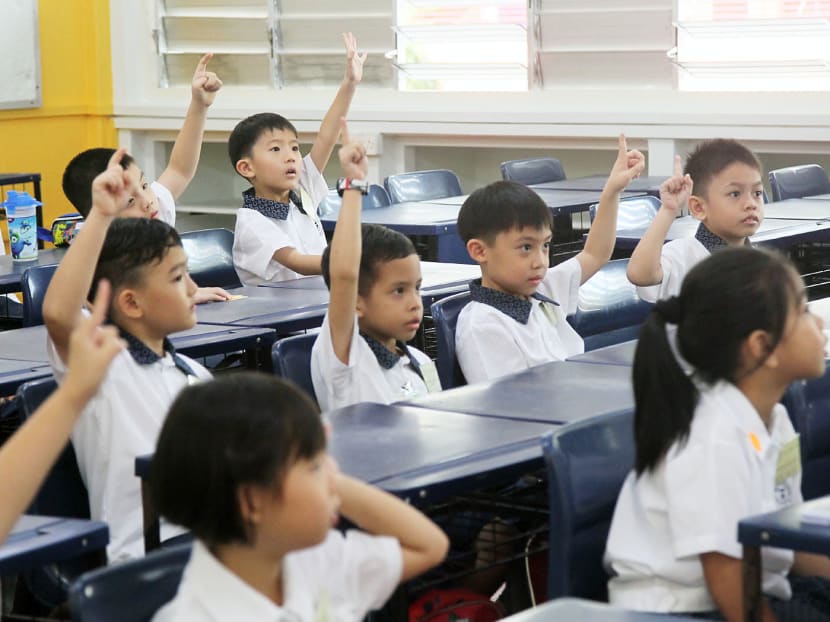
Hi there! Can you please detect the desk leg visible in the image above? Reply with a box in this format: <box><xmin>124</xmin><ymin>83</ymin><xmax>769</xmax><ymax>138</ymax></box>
<box><xmin>743</xmin><ymin>544</ymin><xmax>763</xmax><ymax>622</ymax></box>
<box><xmin>141</xmin><ymin>478</ymin><xmax>161</xmax><ymax>554</ymax></box>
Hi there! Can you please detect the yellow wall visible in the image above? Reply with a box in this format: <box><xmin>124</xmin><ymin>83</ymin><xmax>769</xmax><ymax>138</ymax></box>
<box><xmin>0</xmin><ymin>0</ymin><xmax>116</xmax><ymax>226</ymax></box>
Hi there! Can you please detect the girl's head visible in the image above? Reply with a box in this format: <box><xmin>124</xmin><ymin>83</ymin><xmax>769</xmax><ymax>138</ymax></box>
<box><xmin>153</xmin><ymin>373</ymin><xmax>334</xmax><ymax>551</ymax></box>
<box><xmin>633</xmin><ymin>246</ymin><xmax>825</xmax><ymax>474</ymax></box>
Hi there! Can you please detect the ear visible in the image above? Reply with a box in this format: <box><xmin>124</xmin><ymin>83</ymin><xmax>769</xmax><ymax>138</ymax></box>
<box><xmin>355</xmin><ymin>293</ymin><xmax>367</xmax><ymax>319</ymax></box>
<box><xmin>466</xmin><ymin>238</ymin><xmax>488</xmax><ymax>264</ymax></box>
<box><xmin>114</xmin><ymin>287</ymin><xmax>143</xmax><ymax>321</ymax></box>
<box><xmin>744</xmin><ymin>329</ymin><xmax>777</xmax><ymax>369</ymax></box>
<box><xmin>688</xmin><ymin>194</ymin><xmax>706</xmax><ymax>221</ymax></box>
<box><xmin>235</xmin><ymin>158</ymin><xmax>255</xmax><ymax>180</ymax></box>
<box><xmin>236</xmin><ymin>484</ymin><xmax>264</xmax><ymax>526</ymax></box>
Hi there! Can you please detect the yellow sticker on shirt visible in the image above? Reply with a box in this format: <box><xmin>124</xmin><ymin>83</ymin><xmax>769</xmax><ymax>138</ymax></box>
<box><xmin>419</xmin><ymin>360</ymin><xmax>442</xmax><ymax>393</ymax></box>
<box><xmin>539</xmin><ymin>301</ymin><xmax>558</xmax><ymax>327</ymax></box>
<box><xmin>775</xmin><ymin>435</ymin><xmax>801</xmax><ymax>485</ymax></box>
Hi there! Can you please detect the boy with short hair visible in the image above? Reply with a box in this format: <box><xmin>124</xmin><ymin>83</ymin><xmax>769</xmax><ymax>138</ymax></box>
<box><xmin>627</xmin><ymin>138</ymin><xmax>764</xmax><ymax>302</ymax></box>
<box><xmin>455</xmin><ymin>135</ymin><xmax>645</xmax><ymax>384</ymax></box>
<box><xmin>43</xmin><ymin>149</ymin><xmax>213</xmax><ymax>561</ymax></box>
<box><xmin>230</xmin><ymin>33</ymin><xmax>366</xmax><ymax>285</ymax></box>
<box><xmin>312</xmin><ymin>121</ymin><xmax>441</xmax><ymax>412</ymax></box>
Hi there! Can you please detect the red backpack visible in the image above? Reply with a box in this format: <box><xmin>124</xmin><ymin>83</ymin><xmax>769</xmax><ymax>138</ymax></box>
<box><xmin>408</xmin><ymin>588</ymin><xmax>504</xmax><ymax>621</ymax></box>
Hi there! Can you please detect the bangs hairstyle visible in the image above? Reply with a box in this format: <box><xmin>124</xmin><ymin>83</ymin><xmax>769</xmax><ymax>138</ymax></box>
<box><xmin>63</xmin><ymin>148</ymin><xmax>136</xmax><ymax>218</ymax></box>
<box><xmin>684</xmin><ymin>139</ymin><xmax>762</xmax><ymax>200</ymax></box>
<box><xmin>321</xmin><ymin>224</ymin><xmax>417</xmax><ymax>296</ymax></box>
<box><xmin>89</xmin><ymin>218</ymin><xmax>181</xmax><ymax>302</ymax></box>
<box><xmin>152</xmin><ymin>373</ymin><xmax>325</xmax><ymax>545</ymax></box>
<box><xmin>457</xmin><ymin>181</ymin><xmax>552</xmax><ymax>244</ymax></box>
<box><xmin>228</xmin><ymin>112</ymin><xmax>299</xmax><ymax>172</ymax></box>
<box><xmin>632</xmin><ymin>246</ymin><xmax>801</xmax><ymax>475</ymax></box>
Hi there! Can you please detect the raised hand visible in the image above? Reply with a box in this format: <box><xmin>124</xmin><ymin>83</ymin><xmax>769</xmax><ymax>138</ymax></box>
<box><xmin>90</xmin><ymin>148</ymin><xmax>134</xmax><ymax>218</ymax></box>
<box><xmin>606</xmin><ymin>134</ymin><xmax>646</xmax><ymax>193</ymax></box>
<box><xmin>659</xmin><ymin>155</ymin><xmax>693</xmax><ymax>215</ymax></box>
<box><xmin>191</xmin><ymin>53</ymin><xmax>223</xmax><ymax>107</ymax></box>
<box><xmin>343</xmin><ymin>32</ymin><xmax>367</xmax><ymax>85</ymax></box>
<box><xmin>338</xmin><ymin>118</ymin><xmax>368</xmax><ymax>180</ymax></box>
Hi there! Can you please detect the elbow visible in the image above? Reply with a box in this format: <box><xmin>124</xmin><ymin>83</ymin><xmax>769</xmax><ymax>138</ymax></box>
<box><xmin>425</xmin><ymin>529</ymin><xmax>450</xmax><ymax>570</ymax></box>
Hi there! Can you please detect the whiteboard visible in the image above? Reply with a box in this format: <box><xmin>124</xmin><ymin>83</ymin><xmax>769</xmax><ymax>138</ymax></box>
<box><xmin>0</xmin><ymin>0</ymin><xmax>41</xmax><ymax>109</ymax></box>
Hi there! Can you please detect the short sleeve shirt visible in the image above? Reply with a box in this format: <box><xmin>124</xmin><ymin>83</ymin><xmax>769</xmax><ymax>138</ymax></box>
<box><xmin>636</xmin><ymin>237</ymin><xmax>710</xmax><ymax>303</ymax></box>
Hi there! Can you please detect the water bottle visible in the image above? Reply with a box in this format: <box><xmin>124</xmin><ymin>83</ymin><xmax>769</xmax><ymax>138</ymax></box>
<box><xmin>2</xmin><ymin>190</ymin><xmax>39</xmax><ymax>261</ymax></box>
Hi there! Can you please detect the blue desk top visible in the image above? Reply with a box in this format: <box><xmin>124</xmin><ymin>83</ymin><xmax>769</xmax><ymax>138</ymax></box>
<box><xmin>530</xmin><ymin>175</ymin><xmax>665</xmax><ymax>195</ymax></box>
<box><xmin>321</xmin><ymin>202</ymin><xmax>459</xmax><ymax>235</ymax></box>
<box><xmin>502</xmin><ymin>598</ymin><xmax>695</xmax><ymax>621</ymax></box>
<box><xmin>568</xmin><ymin>340</ymin><xmax>637</xmax><ymax>367</ymax></box>
<box><xmin>194</xmin><ymin>286</ymin><xmax>329</xmax><ymax>331</ymax></box>
<box><xmin>738</xmin><ymin>496</ymin><xmax>830</xmax><ymax>555</ymax></box>
<box><xmin>0</xmin><ymin>249</ymin><xmax>66</xmax><ymax>294</ymax></box>
<box><xmin>409</xmin><ymin>360</ymin><xmax>634</xmax><ymax>424</ymax></box>
<box><xmin>762</xmin><ymin>199</ymin><xmax>830</xmax><ymax>221</ymax></box>
<box><xmin>0</xmin><ymin>515</ymin><xmax>109</xmax><ymax>572</ymax></box>
<box><xmin>0</xmin><ymin>358</ymin><xmax>52</xmax><ymax>394</ymax></box>
<box><xmin>430</xmin><ymin>191</ymin><xmax>643</xmax><ymax>216</ymax></box>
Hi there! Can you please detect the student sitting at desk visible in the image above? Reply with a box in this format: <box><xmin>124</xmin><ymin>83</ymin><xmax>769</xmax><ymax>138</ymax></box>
<box><xmin>61</xmin><ymin>54</ymin><xmax>229</xmax><ymax>304</ymax></box>
<box><xmin>455</xmin><ymin>135</ymin><xmax>645</xmax><ymax>383</ymax></box>
<box><xmin>43</xmin><ymin>149</ymin><xmax>213</xmax><ymax>561</ymax></box>
<box><xmin>152</xmin><ymin>373</ymin><xmax>448</xmax><ymax>621</ymax></box>
<box><xmin>627</xmin><ymin>139</ymin><xmax>764</xmax><ymax>302</ymax></box>
<box><xmin>230</xmin><ymin>33</ymin><xmax>365</xmax><ymax>286</ymax></box>
<box><xmin>606</xmin><ymin>247</ymin><xmax>830</xmax><ymax>622</ymax></box>
<box><xmin>312</xmin><ymin>121</ymin><xmax>441</xmax><ymax>411</ymax></box>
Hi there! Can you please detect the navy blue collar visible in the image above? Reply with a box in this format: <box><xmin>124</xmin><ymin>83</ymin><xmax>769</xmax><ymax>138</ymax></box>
<box><xmin>695</xmin><ymin>222</ymin><xmax>751</xmax><ymax>252</ymax></box>
<box><xmin>241</xmin><ymin>187</ymin><xmax>306</xmax><ymax>220</ymax></box>
<box><xmin>360</xmin><ymin>332</ymin><xmax>424</xmax><ymax>379</ymax></box>
<box><xmin>119</xmin><ymin>329</ymin><xmax>195</xmax><ymax>377</ymax></box>
<box><xmin>468</xmin><ymin>278</ymin><xmax>559</xmax><ymax>325</ymax></box>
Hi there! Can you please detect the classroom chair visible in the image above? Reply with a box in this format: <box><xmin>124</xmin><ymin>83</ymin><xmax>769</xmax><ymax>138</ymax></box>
<box><xmin>68</xmin><ymin>542</ymin><xmax>192</xmax><ymax>622</ymax></box>
<box><xmin>542</xmin><ymin>408</ymin><xmax>635</xmax><ymax>601</ymax></box>
<box><xmin>384</xmin><ymin>169</ymin><xmax>462</xmax><ymax>204</ymax></box>
<box><xmin>781</xmin><ymin>372</ymin><xmax>830</xmax><ymax>500</ymax></box>
<box><xmin>271</xmin><ymin>333</ymin><xmax>317</xmax><ymax>403</ymax></box>
<box><xmin>179</xmin><ymin>228</ymin><xmax>241</xmax><ymax>289</ymax></box>
<box><xmin>430</xmin><ymin>291</ymin><xmax>470</xmax><ymax>390</ymax></box>
<box><xmin>317</xmin><ymin>184</ymin><xmax>392</xmax><ymax>217</ymax></box>
<box><xmin>589</xmin><ymin>195</ymin><xmax>660</xmax><ymax>231</ymax></box>
<box><xmin>500</xmin><ymin>157</ymin><xmax>566</xmax><ymax>186</ymax></box>
<box><xmin>768</xmin><ymin>164</ymin><xmax>830</xmax><ymax>202</ymax></box>
<box><xmin>567</xmin><ymin>259</ymin><xmax>653</xmax><ymax>351</ymax></box>
<box><xmin>21</xmin><ymin>264</ymin><xmax>57</xmax><ymax>327</ymax></box>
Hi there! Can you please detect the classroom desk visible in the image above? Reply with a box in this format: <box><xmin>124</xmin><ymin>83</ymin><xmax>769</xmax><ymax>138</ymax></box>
<box><xmin>530</xmin><ymin>175</ymin><xmax>665</xmax><ymax>196</ymax></box>
<box><xmin>567</xmin><ymin>339</ymin><xmax>637</xmax><ymax>367</ymax></box>
<box><xmin>0</xmin><ymin>515</ymin><xmax>108</xmax><ymax>573</ymax></box>
<box><xmin>408</xmin><ymin>360</ymin><xmax>634</xmax><ymax>425</ymax></box>
<box><xmin>0</xmin><ymin>358</ymin><xmax>51</xmax><ymax>395</ymax></box>
<box><xmin>761</xmin><ymin>199</ymin><xmax>830</xmax><ymax>221</ymax></box>
<box><xmin>502</xmin><ymin>597</ymin><xmax>696</xmax><ymax>621</ymax></box>
<box><xmin>738</xmin><ymin>496</ymin><xmax>830</xmax><ymax>622</ymax></box>
<box><xmin>805</xmin><ymin>194</ymin><xmax>830</xmax><ymax>201</ymax></box>
<box><xmin>430</xmin><ymin>190</ymin><xmax>644</xmax><ymax>217</ymax></box>
<box><xmin>0</xmin><ymin>248</ymin><xmax>65</xmax><ymax>294</ymax></box>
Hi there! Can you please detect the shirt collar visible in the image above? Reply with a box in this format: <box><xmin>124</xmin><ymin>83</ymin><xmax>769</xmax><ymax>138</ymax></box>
<box><xmin>118</xmin><ymin>328</ymin><xmax>195</xmax><ymax>377</ymax></box>
<box><xmin>468</xmin><ymin>278</ymin><xmax>559</xmax><ymax>324</ymax></box>
<box><xmin>360</xmin><ymin>332</ymin><xmax>408</xmax><ymax>370</ymax></box>
<box><xmin>241</xmin><ymin>187</ymin><xmax>306</xmax><ymax>220</ymax></box>
<box><xmin>695</xmin><ymin>222</ymin><xmax>751</xmax><ymax>252</ymax></box>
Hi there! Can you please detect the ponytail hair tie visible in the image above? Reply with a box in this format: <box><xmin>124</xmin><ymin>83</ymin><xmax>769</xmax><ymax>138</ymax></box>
<box><xmin>654</xmin><ymin>296</ymin><xmax>685</xmax><ymax>324</ymax></box>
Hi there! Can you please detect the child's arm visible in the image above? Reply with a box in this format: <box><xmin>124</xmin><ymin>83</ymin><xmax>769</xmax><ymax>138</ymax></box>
<box><xmin>576</xmin><ymin>134</ymin><xmax>645</xmax><ymax>284</ymax></box>
<box><xmin>793</xmin><ymin>551</ymin><xmax>830</xmax><ymax>579</ymax></box>
<box><xmin>43</xmin><ymin>148</ymin><xmax>135</xmax><ymax>363</ymax></box>
<box><xmin>272</xmin><ymin>249</ymin><xmax>324</xmax><ymax>277</ymax></box>
<box><xmin>156</xmin><ymin>53</ymin><xmax>223</xmax><ymax>201</ymax></box>
<box><xmin>700</xmin><ymin>552</ymin><xmax>776</xmax><ymax>622</ymax></box>
<box><xmin>0</xmin><ymin>282</ymin><xmax>124</xmax><ymax>542</ymax></box>
<box><xmin>327</xmin><ymin>120</ymin><xmax>367</xmax><ymax>364</ymax></box>
<box><xmin>336</xmin><ymin>473</ymin><xmax>449</xmax><ymax>582</ymax></box>
<box><xmin>309</xmin><ymin>33</ymin><xmax>366</xmax><ymax>174</ymax></box>
<box><xmin>627</xmin><ymin>156</ymin><xmax>692</xmax><ymax>286</ymax></box>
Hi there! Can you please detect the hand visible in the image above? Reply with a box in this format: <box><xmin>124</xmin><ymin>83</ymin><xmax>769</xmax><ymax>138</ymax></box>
<box><xmin>659</xmin><ymin>155</ymin><xmax>693</xmax><ymax>215</ymax></box>
<box><xmin>194</xmin><ymin>286</ymin><xmax>232</xmax><ymax>304</ymax></box>
<box><xmin>605</xmin><ymin>134</ymin><xmax>646</xmax><ymax>194</ymax></box>
<box><xmin>191</xmin><ymin>53</ymin><xmax>223</xmax><ymax>107</ymax></box>
<box><xmin>337</xmin><ymin>118</ymin><xmax>368</xmax><ymax>180</ymax></box>
<box><xmin>90</xmin><ymin>148</ymin><xmax>134</xmax><ymax>218</ymax></box>
<box><xmin>343</xmin><ymin>32</ymin><xmax>367</xmax><ymax>85</ymax></box>
<box><xmin>63</xmin><ymin>280</ymin><xmax>126</xmax><ymax>404</ymax></box>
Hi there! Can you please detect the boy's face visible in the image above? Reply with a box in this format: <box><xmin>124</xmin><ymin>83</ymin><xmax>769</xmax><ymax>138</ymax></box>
<box><xmin>120</xmin><ymin>164</ymin><xmax>161</xmax><ymax>220</ymax></box>
<box><xmin>690</xmin><ymin>162</ymin><xmax>764</xmax><ymax>245</ymax></box>
<box><xmin>237</xmin><ymin>128</ymin><xmax>303</xmax><ymax>199</ymax></box>
<box><xmin>357</xmin><ymin>254</ymin><xmax>423</xmax><ymax>349</ymax></box>
<box><xmin>767</xmin><ymin>282</ymin><xmax>826</xmax><ymax>382</ymax></box>
<box><xmin>472</xmin><ymin>226</ymin><xmax>551</xmax><ymax>299</ymax></box>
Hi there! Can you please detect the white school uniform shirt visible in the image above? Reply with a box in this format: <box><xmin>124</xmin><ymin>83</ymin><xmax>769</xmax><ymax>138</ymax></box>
<box><xmin>455</xmin><ymin>257</ymin><xmax>583</xmax><ymax>384</ymax></box>
<box><xmin>311</xmin><ymin>313</ymin><xmax>434</xmax><ymax>413</ymax></box>
<box><xmin>635</xmin><ymin>237</ymin><xmax>709</xmax><ymax>303</ymax></box>
<box><xmin>605</xmin><ymin>381</ymin><xmax>801</xmax><ymax>613</ymax></box>
<box><xmin>233</xmin><ymin>154</ymin><xmax>329</xmax><ymax>285</ymax></box>
<box><xmin>153</xmin><ymin>531</ymin><xmax>402</xmax><ymax>622</ymax></box>
<box><xmin>48</xmin><ymin>328</ymin><xmax>212</xmax><ymax>561</ymax></box>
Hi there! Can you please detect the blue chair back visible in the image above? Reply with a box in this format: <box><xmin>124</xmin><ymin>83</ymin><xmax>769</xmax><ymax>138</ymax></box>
<box><xmin>430</xmin><ymin>292</ymin><xmax>471</xmax><ymax>389</ymax></box>
<box><xmin>589</xmin><ymin>195</ymin><xmax>660</xmax><ymax>231</ymax></box>
<box><xmin>768</xmin><ymin>164</ymin><xmax>830</xmax><ymax>201</ymax></box>
<box><xmin>69</xmin><ymin>543</ymin><xmax>192</xmax><ymax>622</ymax></box>
<box><xmin>500</xmin><ymin>157</ymin><xmax>566</xmax><ymax>185</ymax></box>
<box><xmin>272</xmin><ymin>333</ymin><xmax>318</xmax><ymax>402</ymax></box>
<box><xmin>781</xmin><ymin>372</ymin><xmax>830</xmax><ymax>500</ymax></box>
<box><xmin>567</xmin><ymin>259</ymin><xmax>653</xmax><ymax>351</ymax></box>
<box><xmin>317</xmin><ymin>184</ymin><xmax>392</xmax><ymax>217</ymax></box>
<box><xmin>21</xmin><ymin>264</ymin><xmax>57</xmax><ymax>327</ymax></box>
<box><xmin>384</xmin><ymin>169</ymin><xmax>462</xmax><ymax>204</ymax></box>
<box><xmin>542</xmin><ymin>409</ymin><xmax>635</xmax><ymax>601</ymax></box>
<box><xmin>179</xmin><ymin>228</ymin><xmax>241</xmax><ymax>289</ymax></box>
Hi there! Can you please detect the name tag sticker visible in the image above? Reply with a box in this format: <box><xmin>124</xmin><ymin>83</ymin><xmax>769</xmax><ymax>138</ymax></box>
<box><xmin>539</xmin><ymin>302</ymin><xmax>558</xmax><ymax>327</ymax></box>
<box><xmin>775</xmin><ymin>435</ymin><xmax>801</xmax><ymax>485</ymax></box>
<box><xmin>419</xmin><ymin>360</ymin><xmax>442</xmax><ymax>393</ymax></box>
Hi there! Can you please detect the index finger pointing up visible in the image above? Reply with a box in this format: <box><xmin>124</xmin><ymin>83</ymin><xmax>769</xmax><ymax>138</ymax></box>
<box><xmin>673</xmin><ymin>154</ymin><xmax>683</xmax><ymax>177</ymax></box>
<box><xmin>618</xmin><ymin>133</ymin><xmax>628</xmax><ymax>156</ymax></box>
<box><xmin>196</xmin><ymin>52</ymin><xmax>213</xmax><ymax>74</ymax></box>
<box><xmin>108</xmin><ymin>147</ymin><xmax>127</xmax><ymax>170</ymax></box>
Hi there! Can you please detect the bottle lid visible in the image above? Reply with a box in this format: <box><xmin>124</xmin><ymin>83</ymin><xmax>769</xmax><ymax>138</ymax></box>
<box><xmin>2</xmin><ymin>190</ymin><xmax>42</xmax><ymax>210</ymax></box>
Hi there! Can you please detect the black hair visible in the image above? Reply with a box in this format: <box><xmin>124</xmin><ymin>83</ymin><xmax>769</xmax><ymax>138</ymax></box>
<box><xmin>321</xmin><ymin>224</ymin><xmax>417</xmax><ymax>296</ymax></box>
<box><xmin>457</xmin><ymin>181</ymin><xmax>552</xmax><ymax>244</ymax></box>
<box><xmin>684</xmin><ymin>139</ymin><xmax>762</xmax><ymax>200</ymax></box>
<box><xmin>89</xmin><ymin>218</ymin><xmax>182</xmax><ymax>302</ymax></box>
<box><xmin>228</xmin><ymin>112</ymin><xmax>299</xmax><ymax>177</ymax></box>
<box><xmin>63</xmin><ymin>148</ymin><xmax>136</xmax><ymax>218</ymax></box>
<box><xmin>633</xmin><ymin>246</ymin><xmax>801</xmax><ymax>475</ymax></box>
<box><xmin>152</xmin><ymin>373</ymin><xmax>325</xmax><ymax>546</ymax></box>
